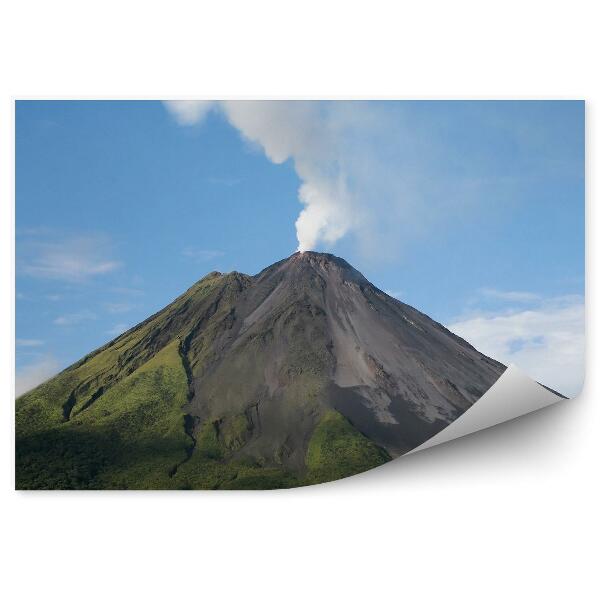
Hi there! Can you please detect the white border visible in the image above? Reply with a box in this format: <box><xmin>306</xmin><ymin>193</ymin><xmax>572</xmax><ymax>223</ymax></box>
<box><xmin>1</xmin><ymin>2</ymin><xmax>596</xmax><ymax>599</ymax></box>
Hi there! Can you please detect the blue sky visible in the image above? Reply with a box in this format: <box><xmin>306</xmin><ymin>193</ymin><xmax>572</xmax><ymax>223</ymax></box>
<box><xmin>15</xmin><ymin>100</ymin><xmax>585</xmax><ymax>395</ymax></box>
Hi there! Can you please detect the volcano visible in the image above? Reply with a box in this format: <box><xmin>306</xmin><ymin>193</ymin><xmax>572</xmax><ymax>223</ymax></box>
<box><xmin>16</xmin><ymin>252</ymin><xmax>505</xmax><ymax>489</ymax></box>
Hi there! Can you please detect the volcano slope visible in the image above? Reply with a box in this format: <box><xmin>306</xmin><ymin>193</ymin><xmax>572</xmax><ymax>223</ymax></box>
<box><xmin>16</xmin><ymin>252</ymin><xmax>505</xmax><ymax>490</ymax></box>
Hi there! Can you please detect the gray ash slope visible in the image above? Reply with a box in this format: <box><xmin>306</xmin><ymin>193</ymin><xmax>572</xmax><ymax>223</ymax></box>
<box><xmin>182</xmin><ymin>251</ymin><xmax>505</xmax><ymax>463</ymax></box>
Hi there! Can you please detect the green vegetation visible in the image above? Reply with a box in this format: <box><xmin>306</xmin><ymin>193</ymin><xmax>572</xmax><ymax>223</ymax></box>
<box><xmin>194</xmin><ymin>421</ymin><xmax>223</xmax><ymax>460</ymax></box>
<box><xmin>167</xmin><ymin>416</ymin><xmax>298</xmax><ymax>490</ymax></box>
<box><xmin>173</xmin><ymin>454</ymin><xmax>298</xmax><ymax>490</ymax></box>
<box><xmin>16</xmin><ymin>341</ymin><xmax>191</xmax><ymax>489</ymax></box>
<box><xmin>220</xmin><ymin>414</ymin><xmax>251</xmax><ymax>451</ymax></box>
<box><xmin>305</xmin><ymin>410</ymin><xmax>390</xmax><ymax>485</ymax></box>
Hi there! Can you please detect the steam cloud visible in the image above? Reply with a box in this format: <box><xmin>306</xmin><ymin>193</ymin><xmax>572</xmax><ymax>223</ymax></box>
<box><xmin>164</xmin><ymin>101</ymin><xmax>373</xmax><ymax>252</ymax></box>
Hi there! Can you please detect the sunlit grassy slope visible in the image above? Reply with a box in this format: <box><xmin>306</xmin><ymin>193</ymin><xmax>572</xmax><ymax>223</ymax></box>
<box><xmin>305</xmin><ymin>411</ymin><xmax>390</xmax><ymax>484</ymax></box>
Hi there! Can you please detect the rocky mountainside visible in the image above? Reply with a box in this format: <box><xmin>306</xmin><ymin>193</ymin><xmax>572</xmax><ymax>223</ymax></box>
<box><xmin>16</xmin><ymin>252</ymin><xmax>505</xmax><ymax>489</ymax></box>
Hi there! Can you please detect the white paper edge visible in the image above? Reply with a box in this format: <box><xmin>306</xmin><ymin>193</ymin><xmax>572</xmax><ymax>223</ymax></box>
<box><xmin>407</xmin><ymin>364</ymin><xmax>564</xmax><ymax>455</ymax></box>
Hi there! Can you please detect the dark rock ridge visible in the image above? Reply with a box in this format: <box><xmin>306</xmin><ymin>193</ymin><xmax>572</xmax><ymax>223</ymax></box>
<box><xmin>182</xmin><ymin>251</ymin><xmax>504</xmax><ymax>461</ymax></box>
<box><xmin>15</xmin><ymin>251</ymin><xmax>505</xmax><ymax>489</ymax></box>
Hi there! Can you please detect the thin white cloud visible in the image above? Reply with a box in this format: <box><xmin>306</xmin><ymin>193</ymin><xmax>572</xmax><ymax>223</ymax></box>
<box><xmin>479</xmin><ymin>288</ymin><xmax>541</xmax><ymax>303</ymax></box>
<box><xmin>164</xmin><ymin>100</ymin><xmax>214</xmax><ymax>125</ymax></box>
<box><xmin>18</xmin><ymin>233</ymin><xmax>121</xmax><ymax>282</ymax></box>
<box><xmin>53</xmin><ymin>309</ymin><xmax>97</xmax><ymax>326</ymax></box>
<box><xmin>182</xmin><ymin>248</ymin><xmax>225</xmax><ymax>262</ymax></box>
<box><xmin>15</xmin><ymin>356</ymin><xmax>61</xmax><ymax>397</ymax></box>
<box><xmin>110</xmin><ymin>286</ymin><xmax>144</xmax><ymax>296</ymax></box>
<box><xmin>106</xmin><ymin>323</ymin><xmax>128</xmax><ymax>337</ymax></box>
<box><xmin>17</xmin><ymin>226</ymin><xmax>55</xmax><ymax>237</ymax></box>
<box><xmin>105</xmin><ymin>302</ymin><xmax>134</xmax><ymax>314</ymax></box>
<box><xmin>16</xmin><ymin>338</ymin><xmax>44</xmax><ymax>347</ymax></box>
<box><xmin>448</xmin><ymin>295</ymin><xmax>585</xmax><ymax>398</ymax></box>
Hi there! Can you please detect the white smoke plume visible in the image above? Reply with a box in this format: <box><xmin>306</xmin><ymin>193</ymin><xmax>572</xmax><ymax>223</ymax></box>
<box><xmin>164</xmin><ymin>100</ymin><xmax>372</xmax><ymax>252</ymax></box>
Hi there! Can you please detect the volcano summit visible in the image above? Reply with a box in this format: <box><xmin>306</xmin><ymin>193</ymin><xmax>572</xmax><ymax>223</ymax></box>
<box><xmin>16</xmin><ymin>252</ymin><xmax>505</xmax><ymax>489</ymax></box>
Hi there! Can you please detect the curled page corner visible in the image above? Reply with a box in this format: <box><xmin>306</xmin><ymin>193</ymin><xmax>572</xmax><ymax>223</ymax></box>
<box><xmin>407</xmin><ymin>364</ymin><xmax>565</xmax><ymax>455</ymax></box>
